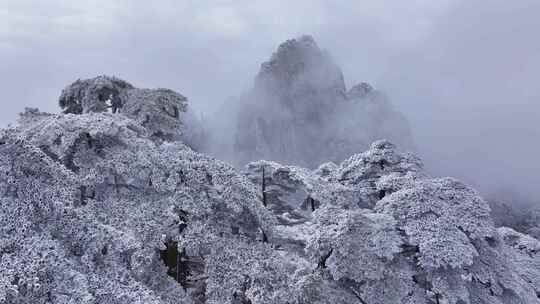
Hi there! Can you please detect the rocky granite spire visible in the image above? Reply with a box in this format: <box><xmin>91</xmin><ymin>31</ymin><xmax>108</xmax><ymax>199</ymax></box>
<box><xmin>229</xmin><ymin>35</ymin><xmax>414</xmax><ymax>168</ymax></box>
<box><xmin>254</xmin><ymin>35</ymin><xmax>346</xmax><ymax>104</ymax></box>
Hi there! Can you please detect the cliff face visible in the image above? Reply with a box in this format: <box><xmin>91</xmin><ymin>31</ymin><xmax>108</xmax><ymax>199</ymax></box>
<box><xmin>230</xmin><ymin>35</ymin><xmax>414</xmax><ymax>168</ymax></box>
<box><xmin>253</xmin><ymin>35</ymin><xmax>347</xmax><ymax>111</ymax></box>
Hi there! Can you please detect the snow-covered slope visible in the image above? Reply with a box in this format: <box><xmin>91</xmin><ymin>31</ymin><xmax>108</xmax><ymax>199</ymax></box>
<box><xmin>1</xmin><ymin>76</ymin><xmax>539</xmax><ymax>304</ymax></box>
<box><xmin>0</xmin><ymin>107</ymin><xmax>274</xmax><ymax>304</ymax></box>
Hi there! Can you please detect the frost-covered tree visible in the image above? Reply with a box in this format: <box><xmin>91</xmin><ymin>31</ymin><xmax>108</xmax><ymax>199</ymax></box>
<box><xmin>204</xmin><ymin>239</ymin><xmax>297</xmax><ymax>304</ymax></box>
<box><xmin>58</xmin><ymin>75</ymin><xmax>206</xmax><ymax>148</ymax></box>
<box><xmin>245</xmin><ymin>139</ymin><xmax>540</xmax><ymax>304</ymax></box>
<box><xmin>245</xmin><ymin>159</ymin><xmax>356</xmax><ymax>228</ymax></box>
<box><xmin>375</xmin><ymin>177</ymin><xmax>495</xmax><ymax>269</ymax></box>
<box><xmin>305</xmin><ymin>207</ymin><xmax>401</xmax><ymax>282</ymax></box>
<box><xmin>0</xmin><ymin>101</ymin><xmax>273</xmax><ymax>303</ymax></box>
<box><xmin>244</xmin><ymin>140</ymin><xmax>424</xmax><ymax>224</ymax></box>
<box><xmin>59</xmin><ymin>75</ymin><xmax>134</xmax><ymax>114</ymax></box>
<box><xmin>498</xmin><ymin>227</ymin><xmax>540</xmax><ymax>294</ymax></box>
<box><xmin>120</xmin><ymin>88</ymin><xmax>187</xmax><ymax>141</ymax></box>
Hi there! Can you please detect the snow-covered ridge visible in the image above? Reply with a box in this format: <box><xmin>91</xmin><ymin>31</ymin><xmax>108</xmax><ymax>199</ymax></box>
<box><xmin>1</xmin><ymin>88</ymin><xmax>539</xmax><ymax>303</ymax></box>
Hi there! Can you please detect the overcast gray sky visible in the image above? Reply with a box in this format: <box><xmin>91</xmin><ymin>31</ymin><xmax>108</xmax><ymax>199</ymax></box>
<box><xmin>1</xmin><ymin>0</ymin><xmax>539</xmax><ymax>202</ymax></box>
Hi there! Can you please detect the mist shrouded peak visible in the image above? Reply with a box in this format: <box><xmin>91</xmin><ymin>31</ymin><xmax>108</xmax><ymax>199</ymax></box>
<box><xmin>219</xmin><ymin>35</ymin><xmax>414</xmax><ymax>168</ymax></box>
<box><xmin>255</xmin><ymin>35</ymin><xmax>346</xmax><ymax>101</ymax></box>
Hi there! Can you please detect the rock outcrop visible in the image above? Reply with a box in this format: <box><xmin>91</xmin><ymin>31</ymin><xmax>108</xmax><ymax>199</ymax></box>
<box><xmin>216</xmin><ymin>35</ymin><xmax>414</xmax><ymax>167</ymax></box>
